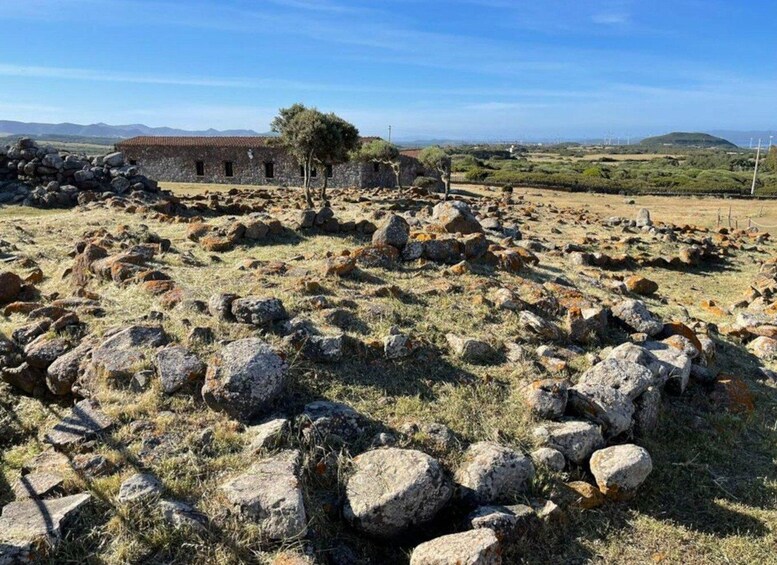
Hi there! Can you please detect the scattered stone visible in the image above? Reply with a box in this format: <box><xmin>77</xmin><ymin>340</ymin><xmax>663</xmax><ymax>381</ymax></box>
<box><xmin>530</xmin><ymin>447</ymin><xmax>566</xmax><ymax>472</ymax></box>
<box><xmin>432</xmin><ymin>201</ymin><xmax>483</xmax><ymax>234</ymax></box>
<box><xmin>532</xmin><ymin>420</ymin><xmax>604</xmax><ymax>465</ymax></box>
<box><xmin>564</xmin><ymin>481</ymin><xmax>605</xmax><ymax>509</ymax></box>
<box><xmin>625</xmin><ymin>275</ymin><xmax>658</xmax><ymax>296</ymax></box>
<box><xmin>208</xmin><ymin>292</ymin><xmax>238</xmax><ymax>321</ymax></box>
<box><xmin>567</xmin><ymin>383</ymin><xmax>634</xmax><ymax>438</ymax></box>
<box><xmin>12</xmin><ymin>471</ymin><xmax>64</xmax><ymax>500</ymax></box>
<box><xmin>202</xmin><ymin>338</ymin><xmax>287</xmax><ymax>421</ymax></box>
<box><xmin>455</xmin><ymin>442</ymin><xmax>535</xmax><ymax>504</ymax></box>
<box><xmin>156</xmin><ymin>345</ymin><xmax>206</xmax><ymax>394</ymax></box>
<box><xmin>611</xmin><ymin>299</ymin><xmax>663</xmax><ymax>336</ymax></box>
<box><xmin>45</xmin><ymin>399</ymin><xmax>113</xmax><ymax>448</ymax></box>
<box><xmin>466</xmin><ymin>504</ymin><xmax>538</xmax><ymax>540</ymax></box>
<box><xmin>221</xmin><ymin>450</ymin><xmax>306</xmax><ymax>540</ymax></box>
<box><xmin>446</xmin><ymin>334</ymin><xmax>495</xmax><ymax>363</ymax></box>
<box><xmin>299</xmin><ymin>400</ymin><xmax>366</xmax><ymax>446</ymax></box>
<box><xmin>520</xmin><ymin>379</ymin><xmax>568</xmax><ymax>420</ymax></box>
<box><xmin>0</xmin><ymin>493</ymin><xmax>91</xmax><ymax>561</ymax></box>
<box><xmin>409</xmin><ymin>529</ymin><xmax>501</xmax><ymax>565</ymax></box>
<box><xmin>246</xmin><ymin>417</ymin><xmax>290</xmax><ymax>452</ymax></box>
<box><xmin>577</xmin><ymin>359</ymin><xmax>653</xmax><ymax>400</ymax></box>
<box><xmin>90</xmin><ymin>325</ymin><xmax>168</xmax><ymax>379</ymax></box>
<box><xmin>343</xmin><ymin>447</ymin><xmax>452</xmax><ymax>538</ymax></box>
<box><xmin>589</xmin><ymin>444</ymin><xmax>653</xmax><ymax>499</ymax></box>
<box><xmin>231</xmin><ymin>296</ymin><xmax>288</xmax><ymax>326</ymax></box>
<box><xmin>0</xmin><ymin>271</ymin><xmax>24</xmax><ymax>303</ymax></box>
<box><xmin>748</xmin><ymin>335</ymin><xmax>777</xmax><ymax>360</ymax></box>
<box><xmin>372</xmin><ymin>214</ymin><xmax>409</xmax><ymax>249</ymax></box>
<box><xmin>158</xmin><ymin>499</ymin><xmax>208</xmax><ymax>532</ymax></box>
<box><xmin>118</xmin><ymin>472</ymin><xmax>163</xmax><ymax>503</ymax></box>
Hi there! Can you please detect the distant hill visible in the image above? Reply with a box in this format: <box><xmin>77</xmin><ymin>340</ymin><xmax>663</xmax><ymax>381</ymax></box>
<box><xmin>0</xmin><ymin>120</ymin><xmax>262</xmax><ymax>139</ymax></box>
<box><xmin>639</xmin><ymin>132</ymin><xmax>737</xmax><ymax>149</ymax></box>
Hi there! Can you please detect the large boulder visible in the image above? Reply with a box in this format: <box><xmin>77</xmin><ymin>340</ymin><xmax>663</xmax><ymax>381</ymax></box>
<box><xmin>46</xmin><ymin>340</ymin><xmax>93</xmax><ymax>395</ymax></box>
<box><xmin>455</xmin><ymin>442</ymin><xmax>534</xmax><ymax>504</ymax></box>
<box><xmin>221</xmin><ymin>450</ymin><xmax>306</xmax><ymax>540</ymax></box>
<box><xmin>372</xmin><ymin>214</ymin><xmax>409</xmax><ymax>249</ymax></box>
<box><xmin>577</xmin><ymin>359</ymin><xmax>653</xmax><ymax>400</ymax></box>
<box><xmin>202</xmin><ymin>338</ymin><xmax>287</xmax><ymax>421</ymax></box>
<box><xmin>611</xmin><ymin>299</ymin><xmax>663</xmax><ymax>336</ymax></box>
<box><xmin>432</xmin><ymin>201</ymin><xmax>483</xmax><ymax>234</ymax></box>
<box><xmin>589</xmin><ymin>444</ymin><xmax>653</xmax><ymax>499</ymax></box>
<box><xmin>410</xmin><ymin>529</ymin><xmax>501</xmax><ymax>565</ymax></box>
<box><xmin>231</xmin><ymin>297</ymin><xmax>288</xmax><ymax>326</ymax></box>
<box><xmin>343</xmin><ymin>447</ymin><xmax>452</xmax><ymax>538</ymax></box>
<box><xmin>532</xmin><ymin>420</ymin><xmax>604</xmax><ymax>465</ymax></box>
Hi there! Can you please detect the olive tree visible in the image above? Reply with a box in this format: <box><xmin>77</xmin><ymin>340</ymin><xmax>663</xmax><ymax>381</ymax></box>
<box><xmin>418</xmin><ymin>145</ymin><xmax>452</xmax><ymax>200</ymax></box>
<box><xmin>357</xmin><ymin>139</ymin><xmax>403</xmax><ymax>188</ymax></box>
<box><xmin>314</xmin><ymin>113</ymin><xmax>360</xmax><ymax>202</ymax></box>
<box><xmin>271</xmin><ymin>103</ymin><xmax>359</xmax><ymax>207</ymax></box>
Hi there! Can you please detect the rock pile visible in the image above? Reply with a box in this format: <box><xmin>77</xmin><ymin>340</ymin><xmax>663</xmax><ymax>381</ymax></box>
<box><xmin>0</xmin><ymin>138</ymin><xmax>163</xmax><ymax>208</ymax></box>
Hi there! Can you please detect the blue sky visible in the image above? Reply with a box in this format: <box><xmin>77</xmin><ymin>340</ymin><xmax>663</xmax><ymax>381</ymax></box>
<box><xmin>1</xmin><ymin>0</ymin><xmax>776</xmax><ymax>140</ymax></box>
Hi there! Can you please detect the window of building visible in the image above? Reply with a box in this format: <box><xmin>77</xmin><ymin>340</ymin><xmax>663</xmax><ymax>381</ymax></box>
<box><xmin>224</xmin><ymin>161</ymin><xmax>234</xmax><ymax>177</ymax></box>
<box><xmin>325</xmin><ymin>164</ymin><xmax>333</xmax><ymax>178</ymax></box>
<box><xmin>129</xmin><ymin>159</ymin><xmax>137</xmax><ymax>166</ymax></box>
<box><xmin>195</xmin><ymin>161</ymin><xmax>205</xmax><ymax>176</ymax></box>
<box><xmin>299</xmin><ymin>165</ymin><xmax>305</xmax><ymax>177</ymax></box>
<box><xmin>373</xmin><ymin>162</ymin><xmax>380</xmax><ymax>173</ymax></box>
<box><xmin>299</xmin><ymin>165</ymin><xmax>317</xmax><ymax>177</ymax></box>
<box><xmin>264</xmin><ymin>162</ymin><xmax>274</xmax><ymax>178</ymax></box>
<box><xmin>311</xmin><ymin>167</ymin><xmax>317</xmax><ymax>178</ymax></box>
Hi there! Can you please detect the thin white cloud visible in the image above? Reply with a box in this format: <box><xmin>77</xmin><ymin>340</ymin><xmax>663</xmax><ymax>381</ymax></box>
<box><xmin>591</xmin><ymin>12</ymin><xmax>630</xmax><ymax>25</ymax></box>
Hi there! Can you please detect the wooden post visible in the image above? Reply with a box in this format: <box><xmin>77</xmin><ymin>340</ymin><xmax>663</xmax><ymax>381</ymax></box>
<box><xmin>728</xmin><ymin>206</ymin><xmax>732</xmax><ymax>228</ymax></box>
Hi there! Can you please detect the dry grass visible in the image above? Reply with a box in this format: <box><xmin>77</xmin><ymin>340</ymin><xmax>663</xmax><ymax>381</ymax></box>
<box><xmin>1</xmin><ymin>188</ymin><xmax>776</xmax><ymax>564</ymax></box>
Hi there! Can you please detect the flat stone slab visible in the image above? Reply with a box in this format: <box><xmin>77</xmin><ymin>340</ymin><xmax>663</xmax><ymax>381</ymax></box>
<box><xmin>0</xmin><ymin>493</ymin><xmax>91</xmax><ymax>560</ymax></box>
<box><xmin>12</xmin><ymin>472</ymin><xmax>64</xmax><ymax>500</ymax></box>
<box><xmin>44</xmin><ymin>399</ymin><xmax>113</xmax><ymax>448</ymax></box>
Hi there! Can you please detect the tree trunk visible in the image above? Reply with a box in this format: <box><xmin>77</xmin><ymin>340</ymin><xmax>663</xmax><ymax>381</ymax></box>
<box><xmin>303</xmin><ymin>155</ymin><xmax>314</xmax><ymax>208</ymax></box>
<box><xmin>392</xmin><ymin>161</ymin><xmax>402</xmax><ymax>189</ymax></box>
<box><xmin>319</xmin><ymin>171</ymin><xmax>328</xmax><ymax>203</ymax></box>
<box><xmin>440</xmin><ymin>166</ymin><xmax>451</xmax><ymax>200</ymax></box>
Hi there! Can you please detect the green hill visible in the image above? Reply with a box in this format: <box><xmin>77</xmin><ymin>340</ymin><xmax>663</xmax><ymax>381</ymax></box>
<box><xmin>639</xmin><ymin>132</ymin><xmax>737</xmax><ymax>149</ymax></box>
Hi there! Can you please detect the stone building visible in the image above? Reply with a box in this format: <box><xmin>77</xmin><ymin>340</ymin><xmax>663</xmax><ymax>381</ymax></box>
<box><xmin>115</xmin><ymin>136</ymin><xmax>431</xmax><ymax>189</ymax></box>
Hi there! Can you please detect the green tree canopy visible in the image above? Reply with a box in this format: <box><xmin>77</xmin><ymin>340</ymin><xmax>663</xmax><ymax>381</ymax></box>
<box><xmin>271</xmin><ymin>103</ymin><xmax>359</xmax><ymax>206</ymax></box>
<box><xmin>357</xmin><ymin>139</ymin><xmax>403</xmax><ymax>188</ymax></box>
<box><xmin>418</xmin><ymin>145</ymin><xmax>452</xmax><ymax>199</ymax></box>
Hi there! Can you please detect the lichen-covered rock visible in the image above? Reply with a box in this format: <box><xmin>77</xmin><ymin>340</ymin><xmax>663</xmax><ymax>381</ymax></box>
<box><xmin>245</xmin><ymin>417</ymin><xmax>290</xmax><ymax>452</ymax></box>
<box><xmin>372</xmin><ymin>214</ymin><xmax>409</xmax><ymax>249</ymax></box>
<box><xmin>532</xmin><ymin>420</ymin><xmax>604</xmax><ymax>465</ymax></box>
<box><xmin>410</xmin><ymin>528</ymin><xmax>501</xmax><ymax>565</ymax></box>
<box><xmin>208</xmin><ymin>292</ymin><xmax>238</xmax><ymax>321</ymax></box>
<box><xmin>466</xmin><ymin>504</ymin><xmax>538</xmax><ymax>540</ymax></box>
<box><xmin>519</xmin><ymin>379</ymin><xmax>568</xmax><ymax>420</ymax></box>
<box><xmin>748</xmin><ymin>335</ymin><xmax>777</xmax><ymax>360</ymax></box>
<box><xmin>0</xmin><ymin>493</ymin><xmax>91</xmax><ymax>562</ymax></box>
<box><xmin>577</xmin><ymin>359</ymin><xmax>653</xmax><ymax>400</ymax></box>
<box><xmin>118</xmin><ymin>473</ymin><xmax>163</xmax><ymax>503</ymax></box>
<box><xmin>221</xmin><ymin>450</ymin><xmax>306</xmax><ymax>540</ymax></box>
<box><xmin>231</xmin><ymin>296</ymin><xmax>288</xmax><ymax>326</ymax></box>
<box><xmin>45</xmin><ymin>398</ymin><xmax>113</xmax><ymax>448</ymax></box>
<box><xmin>202</xmin><ymin>338</ymin><xmax>287</xmax><ymax>421</ymax></box>
<box><xmin>633</xmin><ymin>385</ymin><xmax>662</xmax><ymax>436</ymax></box>
<box><xmin>90</xmin><ymin>325</ymin><xmax>167</xmax><ymax>379</ymax></box>
<box><xmin>455</xmin><ymin>442</ymin><xmax>534</xmax><ymax>504</ymax></box>
<box><xmin>299</xmin><ymin>400</ymin><xmax>367</xmax><ymax>446</ymax></box>
<box><xmin>432</xmin><ymin>201</ymin><xmax>483</xmax><ymax>234</ymax></box>
<box><xmin>589</xmin><ymin>444</ymin><xmax>653</xmax><ymax>498</ymax></box>
<box><xmin>519</xmin><ymin>310</ymin><xmax>561</xmax><ymax>340</ymax></box>
<box><xmin>643</xmin><ymin>341</ymin><xmax>692</xmax><ymax>393</ymax></box>
<box><xmin>611</xmin><ymin>299</ymin><xmax>663</xmax><ymax>336</ymax></box>
<box><xmin>344</xmin><ymin>447</ymin><xmax>452</xmax><ymax>538</ymax></box>
<box><xmin>567</xmin><ymin>383</ymin><xmax>634</xmax><ymax>438</ymax></box>
<box><xmin>24</xmin><ymin>337</ymin><xmax>71</xmax><ymax>369</ymax></box>
<box><xmin>156</xmin><ymin>345</ymin><xmax>206</xmax><ymax>394</ymax></box>
<box><xmin>530</xmin><ymin>447</ymin><xmax>566</xmax><ymax>472</ymax></box>
<box><xmin>46</xmin><ymin>340</ymin><xmax>93</xmax><ymax>395</ymax></box>
<box><xmin>446</xmin><ymin>334</ymin><xmax>495</xmax><ymax>363</ymax></box>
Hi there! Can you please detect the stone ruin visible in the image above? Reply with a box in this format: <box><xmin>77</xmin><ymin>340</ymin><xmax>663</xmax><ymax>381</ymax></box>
<box><xmin>0</xmin><ymin>138</ymin><xmax>162</xmax><ymax>208</ymax></box>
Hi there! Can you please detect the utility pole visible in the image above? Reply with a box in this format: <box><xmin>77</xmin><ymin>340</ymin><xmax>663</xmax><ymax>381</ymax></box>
<box><xmin>388</xmin><ymin>125</ymin><xmax>392</xmax><ymax>143</ymax></box>
<box><xmin>751</xmin><ymin>138</ymin><xmax>762</xmax><ymax>196</ymax></box>
<box><xmin>769</xmin><ymin>135</ymin><xmax>774</xmax><ymax>150</ymax></box>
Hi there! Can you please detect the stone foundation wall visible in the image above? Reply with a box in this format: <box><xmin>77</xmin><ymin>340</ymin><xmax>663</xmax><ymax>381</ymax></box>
<box><xmin>117</xmin><ymin>143</ymin><xmax>432</xmax><ymax>189</ymax></box>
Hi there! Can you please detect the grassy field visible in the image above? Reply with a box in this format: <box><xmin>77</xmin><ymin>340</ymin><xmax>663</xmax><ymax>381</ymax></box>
<box><xmin>1</xmin><ymin>187</ymin><xmax>776</xmax><ymax>563</ymax></box>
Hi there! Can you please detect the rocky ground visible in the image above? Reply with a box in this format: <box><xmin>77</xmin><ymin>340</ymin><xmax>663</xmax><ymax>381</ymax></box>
<box><xmin>0</xmin><ymin>177</ymin><xmax>776</xmax><ymax>564</ymax></box>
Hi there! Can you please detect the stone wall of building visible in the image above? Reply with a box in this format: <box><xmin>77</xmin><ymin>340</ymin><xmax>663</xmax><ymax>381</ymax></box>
<box><xmin>117</xmin><ymin>140</ymin><xmax>432</xmax><ymax>189</ymax></box>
